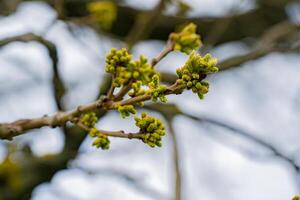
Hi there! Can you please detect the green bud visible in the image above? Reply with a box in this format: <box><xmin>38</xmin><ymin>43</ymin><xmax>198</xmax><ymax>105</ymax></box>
<box><xmin>117</xmin><ymin>105</ymin><xmax>136</xmax><ymax>118</ymax></box>
<box><xmin>88</xmin><ymin>128</ymin><xmax>110</xmax><ymax>150</ymax></box>
<box><xmin>134</xmin><ymin>113</ymin><xmax>166</xmax><ymax>148</ymax></box>
<box><xmin>176</xmin><ymin>51</ymin><xmax>218</xmax><ymax>99</ymax></box>
<box><xmin>80</xmin><ymin>112</ymin><xmax>98</xmax><ymax>128</ymax></box>
<box><xmin>147</xmin><ymin>75</ymin><xmax>168</xmax><ymax>103</ymax></box>
<box><xmin>170</xmin><ymin>23</ymin><xmax>202</xmax><ymax>54</ymax></box>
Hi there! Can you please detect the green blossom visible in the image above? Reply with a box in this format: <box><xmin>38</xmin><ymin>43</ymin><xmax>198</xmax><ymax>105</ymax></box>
<box><xmin>105</xmin><ymin>48</ymin><xmax>132</xmax><ymax>87</ymax></box>
<box><xmin>170</xmin><ymin>23</ymin><xmax>202</xmax><ymax>54</ymax></box>
<box><xmin>80</xmin><ymin>112</ymin><xmax>98</xmax><ymax>128</ymax></box>
<box><xmin>128</xmin><ymin>81</ymin><xmax>146</xmax><ymax>97</ymax></box>
<box><xmin>147</xmin><ymin>74</ymin><xmax>168</xmax><ymax>103</ymax></box>
<box><xmin>89</xmin><ymin>128</ymin><xmax>110</xmax><ymax>150</ymax></box>
<box><xmin>117</xmin><ymin>105</ymin><xmax>136</xmax><ymax>118</ymax></box>
<box><xmin>135</xmin><ymin>113</ymin><xmax>166</xmax><ymax>148</ymax></box>
<box><xmin>176</xmin><ymin>51</ymin><xmax>218</xmax><ymax>99</ymax></box>
<box><xmin>105</xmin><ymin>49</ymin><xmax>157</xmax><ymax>88</ymax></box>
<box><xmin>132</xmin><ymin>55</ymin><xmax>157</xmax><ymax>85</ymax></box>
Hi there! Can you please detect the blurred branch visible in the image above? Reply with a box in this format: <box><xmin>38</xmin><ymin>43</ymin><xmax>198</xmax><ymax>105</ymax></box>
<box><xmin>53</xmin><ymin>0</ymin><xmax>65</xmax><ymax>19</ymax></box>
<box><xmin>166</xmin><ymin>118</ymin><xmax>182</xmax><ymax>200</ymax></box>
<box><xmin>125</xmin><ymin>0</ymin><xmax>167</xmax><ymax>48</ymax></box>
<box><xmin>185</xmin><ymin>113</ymin><xmax>299</xmax><ymax>169</ymax></box>
<box><xmin>57</xmin><ymin>0</ymin><xmax>293</xmax><ymax>45</ymax></box>
<box><xmin>182</xmin><ymin>111</ymin><xmax>300</xmax><ymax>190</ymax></box>
<box><xmin>146</xmin><ymin>103</ymin><xmax>300</xmax><ymax>173</ymax></box>
<box><xmin>0</xmin><ymin>33</ymin><xmax>66</xmax><ymax>111</ymax></box>
<box><xmin>160</xmin><ymin>21</ymin><xmax>300</xmax><ymax>84</ymax></box>
<box><xmin>7</xmin><ymin>0</ymin><xmax>290</xmax><ymax>44</ymax></box>
<box><xmin>0</xmin><ymin>62</ymin><xmax>112</xmax><ymax>200</ymax></box>
<box><xmin>78</xmin><ymin>167</ymin><xmax>169</xmax><ymax>200</ymax></box>
<box><xmin>220</xmin><ymin>21</ymin><xmax>300</xmax><ymax>71</ymax></box>
<box><xmin>143</xmin><ymin>104</ymin><xmax>182</xmax><ymax>200</ymax></box>
<box><xmin>145</xmin><ymin>102</ymin><xmax>300</xmax><ymax>192</ymax></box>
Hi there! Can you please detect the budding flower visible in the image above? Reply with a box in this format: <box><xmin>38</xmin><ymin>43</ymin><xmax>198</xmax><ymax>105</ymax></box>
<box><xmin>176</xmin><ymin>51</ymin><xmax>218</xmax><ymax>99</ymax></box>
<box><xmin>135</xmin><ymin>113</ymin><xmax>166</xmax><ymax>147</ymax></box>
<box><xmin>147</xmin><ymin>74</ymin><xmax>168</xmax><ymax>103</ymax></box>
<box><xmin>117</xmin><ymin>105</ymin><xmax>136</xmax><ymax>118</ymax></box>
<box><xmin>80</xmin><ymin>112</ymin><xmax>98</xmax><ymax>128</ymax></box>
<box><xmin>105</xmin><ymin>49</ymin><xmax>157</xmax><ymax>90</ymax></box>
<box><xmin>170</xmin><ymin>23</ymin><xmax>202</xmax><ymax>54</ymax></box>
<box><xmin>89</xmin><ymin>128</ymin><xmax>110</xmax><ymax>150</ymax></box>
<box><xmin>105</xmin><ymin>48</ymin><xmax>132</xmax><ymax>87</ymax></box>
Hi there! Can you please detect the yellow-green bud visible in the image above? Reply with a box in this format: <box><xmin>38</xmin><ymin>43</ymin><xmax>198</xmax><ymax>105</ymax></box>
<box><xmin>176</xmin><ymin>51</ymin><xmax>218</xmax><ymax>99</ymax></box>
<box><xmin>134</xmin><ymin>113</ymin><xmax>166</xmax><ymax>148</ymax></box>
<box><xmin>117</xmin><ymin>105</ymin><xmax>136</xmax><ymax>118</ymax></box>
<box><xmin>80</xmin><ymin>112</ymin><xmax>98</xmax><ymax>128</ymax></box>
<box><xmin>170</xmin><ymin>23</ymin><xmax>202</xmax><ymax>54</ymax></box>
<box><xmin>147</xmin><ymin>75</ymin><xmax>168</xmax><ymax>103</ymax></box>
<box><xmin>89</xmin><ymin>128</ymin><xmax>110</xmax><ymax>150</ymax></box>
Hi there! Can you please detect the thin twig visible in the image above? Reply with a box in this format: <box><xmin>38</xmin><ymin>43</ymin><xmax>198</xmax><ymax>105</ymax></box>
<box><xmin>151</xmin><ymin>39</ymin><xmax>175</xmax><ymax>66</ymax></box>
<box><xmin>113</xmin><ymin>80</ymin><xmax>134</xmax><ymax>101</ymax></box>
<box><xmin>0</xmin><ymin>96</ymin><xmax>107</xmax><ymax>140</ymax></box>
<box><xmin>75</xmin><ymin>121</ymin><xmax>143</xmax><ymax>139</ymax></box>
<box><xmin>107</xmin><ymin>76</ymin><xmax>116</xmax><ymax>99</ymax></box>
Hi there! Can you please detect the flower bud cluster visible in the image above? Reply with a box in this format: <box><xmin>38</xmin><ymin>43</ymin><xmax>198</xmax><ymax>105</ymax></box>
<box><xmin>135</xmin><ymin>113</ymin><xmax>166</xmax><ymax>147</ymax></box>
<box><xmin>89</xmin><ymin>128</ymin><xmax>110</xmax><ymax>150</ymax></box>
<box><xmin>105</xmin><ymin>48</ymin><xmax>132</xmax><ymax>87</ymax></box>
<box><xmin>147</xmin><ymin>75</ymin><xmax>168</xmax><ymax>103</ymax></box>
<box><xmin>128</xmin><ymin>81</ymin><xmax>146</xmax><ymax>97</ymax></box>
<box><xmin>117</xmin><ymin>105</ymin><xmax>136</xmax><ymax>118</ymax></box>
<box><xmin>170</xmin><ymin>23</ymin><xmax>202</xmax><ymax>54</ymax></box>
<box><xmin>80</xmin><ymin>112</ymin><xmax>98</xmax><ymax>128</ymax></box>
<box><xmin>105</xmin><ymin>49</ymin><xmax>157</xmax><ymax>88</ymax></box>
<box><xmin>176</xmin><ymin>51</ymin><xmax>218</xmax><ymax>99</ymax></box>
<box><xmin>87</xmin><ymin>1</ymin><xmax>117</xmax><ymax>30</ymax></box>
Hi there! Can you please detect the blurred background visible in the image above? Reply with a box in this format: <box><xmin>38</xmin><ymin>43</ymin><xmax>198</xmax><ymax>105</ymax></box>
<box><xmin>0</xmin><ymin>0</ymin><xmax>300</xmax><ymax>199</ymax></box>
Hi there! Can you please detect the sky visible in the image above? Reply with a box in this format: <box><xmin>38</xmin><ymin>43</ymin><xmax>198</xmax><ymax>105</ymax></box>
<box><xmin>0</xmin><ymin>1</ymin><xmax>300</xmax><ymax>200</ymax></box>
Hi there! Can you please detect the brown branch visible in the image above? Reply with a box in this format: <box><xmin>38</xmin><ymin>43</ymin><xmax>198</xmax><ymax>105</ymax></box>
<box><xmin>75</xmin><ymin>121</ymin><xmax>143</xmax><ymax>140</ymax></box>
<box><xmin>151</xmin><ymin>38</ymin><xmax>175</xmax><ymax>66</ymax></box>
<box><xmin>0</xmin><ymin>96</ymin><xmax>107</xmax><ymax>140</ymax></box>
<box><xmin>113</xmin><ymin>80</ymin><xmax>133</xmax><ymax>101</ymax></box>
<box><xmin>0</xmin><ymin>27</ymin><xmax>187</xmax><ymax>140</ymax></box>
<box><xmin>0</xmin><ymin>78</ymin><xmax>185</xmax><ymax>140</ymax></box>
<box><xmin>118</xmin><ymin>81</ymin><xmax>184</xmax><ymax>106</ymax></box>
<box><xmin>107</xmin><ymin>76</ymin><xmax>116</xmax><ymax>99</ymax></box>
